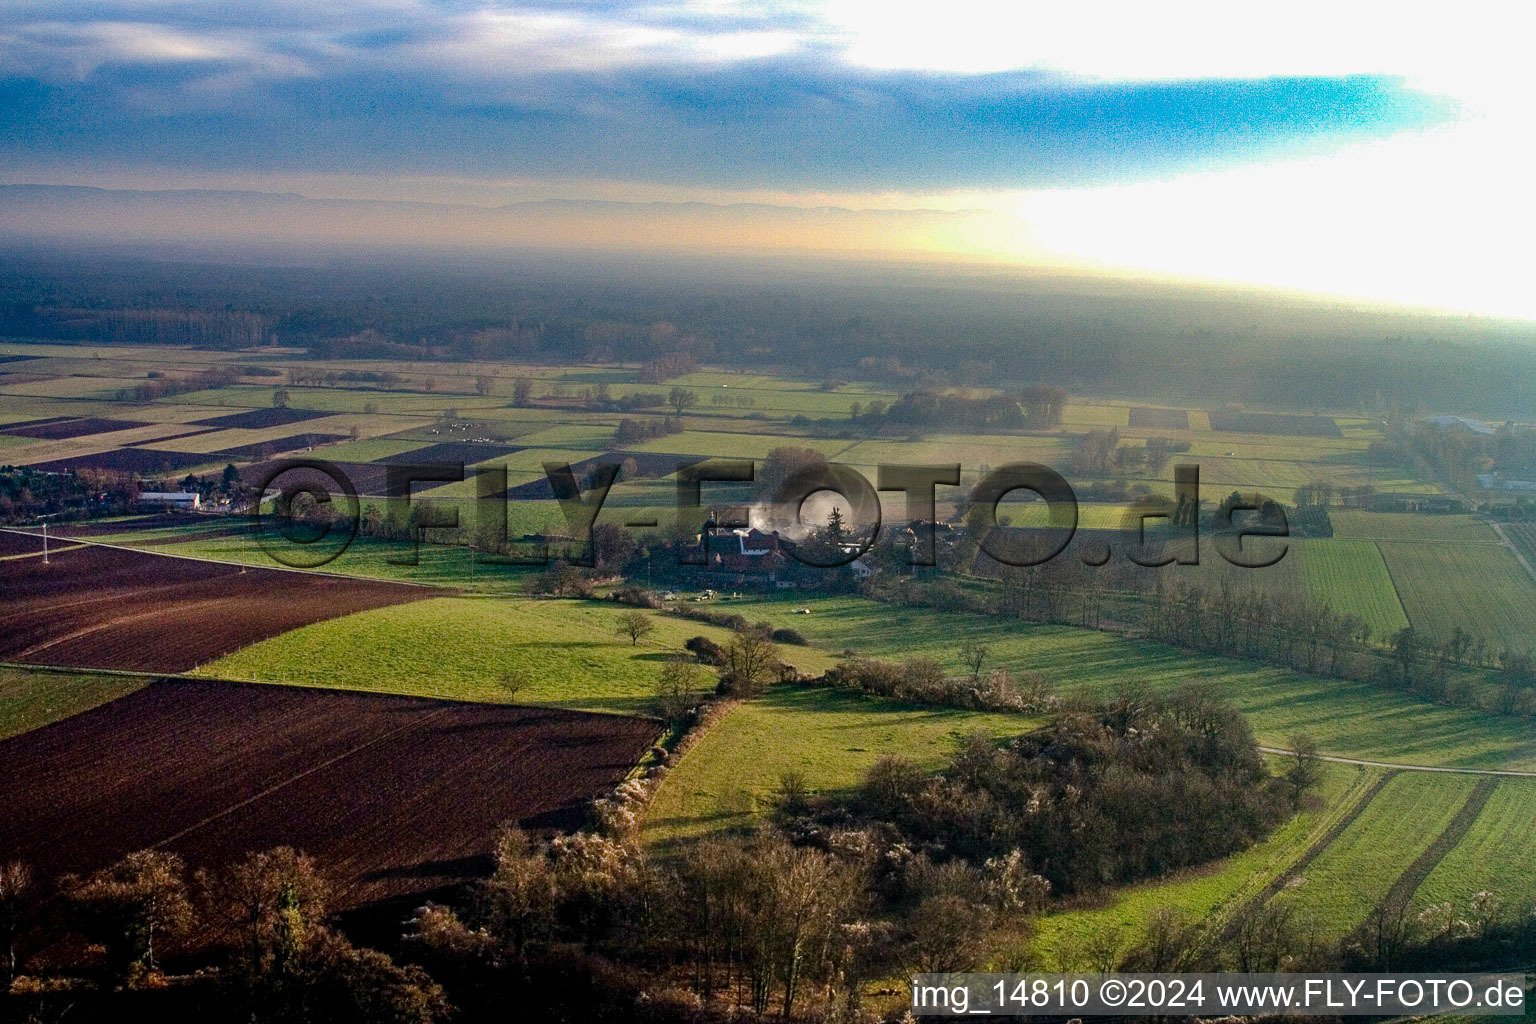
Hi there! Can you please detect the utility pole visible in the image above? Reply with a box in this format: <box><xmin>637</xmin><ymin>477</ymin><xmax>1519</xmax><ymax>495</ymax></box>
<box><xmin>42</xmin><ymin>521</ymin><xmax>48</xmax><ymax>565</ymax></box>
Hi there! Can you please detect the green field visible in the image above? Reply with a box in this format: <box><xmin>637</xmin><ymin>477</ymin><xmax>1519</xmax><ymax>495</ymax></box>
<box><xmin>1379</xmin><ymin>541</ymin><xmax>1536</xmax><ymax>649</ymax></box>
<box><xmin>642</xmin><ymin>685</ymin><xmax>1026</xmax><ymax>850</ymax></box>
<box><xmin>1270</xmin><ymin>772</ymin><xmax>1480</xmax><ymax>938</ymax></box>
<box><xmin>281</xmin><ymin>437</ymin><xmax>434</xmax><ymax>463</ymax></box>
<box><xmin>1032</xmin><ymin>761</ymin><xmax>1372</xmax><ymax>966</ymax></box>
<box><xmin>1332</xmin><ymin>512</ymin><xmax>1500</xmax><ymax>544</ymax></box>
<box><xmin>1297</xmin><ymin>539</ymin><xmax>1410</xmax><ymax>637</ymax></box>
<box><xmin>1413</xmin><ymin>778</ymin><xmax>1536</xmax><ymax>913</ymax></box>
<box><xmin>0</xmin><ymin>667</ymin><xmax>145</xmax><ymax>740</ymax></box>
<box><xmin>706</xmin><ymin>594</ymin><xmax>1536</xmax><ymax>769</ymax></box>
<box><xmin>197</xmin><ymin>596</ymin><xmax>835</xmax><ymax>715</ymax></box>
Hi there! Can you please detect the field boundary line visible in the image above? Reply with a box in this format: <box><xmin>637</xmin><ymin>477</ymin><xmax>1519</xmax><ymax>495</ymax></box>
<box><xmin>1355</xmin><ymin>777</ymin><xmax>1498</xmax><ymax>940</ymax></box>
<box><xmin>1219</xmin><ymin>769</ymin><xmax>1398</xmax><ymax>938</ymax></box>
<box><xmin>148</xmin><ymin>704</ymin><xmax>457</xmax><ymax>852</ymax></box>
<box><xmin>0</xmin><ymin>544</ymin><xmax>85</xmax><ymax>561</ymax></box>
<box><xmin>0</xmin><ymin>526</ymin><xmax>446</xmax><ymax>589</ymax></box>
<box><xmin>0</xmin><ymin>660</ymin><xmax>168</xmax><ymax>679</ymax></box>
<box><xmin>1257</xmin><ymin>747</ymin><xmax>1536</xmax><ymax>777</ymax></box>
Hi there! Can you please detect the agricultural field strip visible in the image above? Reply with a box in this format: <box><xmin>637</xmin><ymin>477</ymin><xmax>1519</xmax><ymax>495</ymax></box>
<box><xmin>1199</xmin><ymin>767</ymin><xmax>1387</xmax><ymax>944</ymax></box>
<box><xmin>1362</xmin><ymin>777</ymin><xmax>1498</xmax><ymax>928</ymax></box>
<box><xmin>10</xmin><ymin>594</ymin><xmax>236</xmax><ymax>664</ymax></box>
<box><xmin>0</xmin><ymin>680</ymin><xmax>661</xmax><ymax>909</ymax></box>
<box><xmin>1413</xmin><ymin>780</ymin><xmax>1536</xmax><ymax>912</ymax></box>
<box><xmin>1296</xmin><ymin>540</ymin><xmax>1409</xmax><ymax>638</ymax></box>
<box><xmin>1219</xmin><ymin>770</ymin><xmax>1397</xmax><ymax>933</ymax></box>
<box><xmin>1271</xmin><ymin>773</ymin><xmax>1480</xmax><ymax>937</ymax></box>
<box><xmin>1378</xmin><ymin>540</ymin><xmax>1536</xmax><ymax>649</ymax></box>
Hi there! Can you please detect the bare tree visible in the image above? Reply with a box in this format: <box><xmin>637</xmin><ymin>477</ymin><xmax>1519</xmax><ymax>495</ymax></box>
<box><xmin>0</xmin><ymin>861</ymin><xmax>33</xmax><ymax>985</ymax></box>
<box><xmin>616</xmin><ymin>610</ymin><xmax>657</xmax><ymax>647</ymax></box>
<box><xmin>512</xmin><ymin>376</ymin><xmax>533</xmax><ymax>407</ymax></box>
<box><xmin>720</xmin><ymin>627</ymin><xmax>780</xmax><ymax>695</ymax></box>
<box><xmin>1285</xmin><ymin>732</ymin><xmax>1322</xmax><ymax>805</ymax></box>
<box><xmin>656</xmin><ymin>656</ymin><xmax>707</xmax><ymax>725</ymax></box>
<box><xmin>668</xmin><ymin>386</ymin><xmax>697</xmax><ymax>416</ymax></box>
<box><xmin>959</xmin><ymin>640</ymin><xmax>989</xmax><ymax>682</ymax></box>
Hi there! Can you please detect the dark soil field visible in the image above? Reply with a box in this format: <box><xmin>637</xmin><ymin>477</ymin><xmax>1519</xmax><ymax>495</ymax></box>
<box><xmin>212</xmin><ymin>432</ymin><xmax>347</xmax><ymax>459</ymax></box>
<box><xmin>1</xmin><ymin>417</ymin><xmax>151</xmax><ymax>439</ymax></box>
<box><xmin>1127</xmin><ymin>406</ymin><xmax>1192</xmax><ymax>429</ymax></box>
<box><xmin>0</xmin><ymin>531</ymin><xmax>82</xmax><ymax>557</ymax></box>
<box><xmin>192</xmin><ymin>407</ymin><xmax>332</xmax><ymax>429</ymax></box>
<box><xmin>241</xmin><ymin>458</ymin><xmax>395</xmax><ymax>495</ymax></box>
<box><xmin>0</xmin><ymin>531</ymin><xmax>440</xmax><ymax>670</ymax></box>
<box><xmin>0</xmin><ymin>679</ymin><xmax>657</xmax><ymax>910</ymax></box>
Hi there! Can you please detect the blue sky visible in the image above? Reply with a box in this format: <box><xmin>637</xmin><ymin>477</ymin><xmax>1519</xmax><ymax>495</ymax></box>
<box><xmin>0</xmin><ymin>1</ymin><xmax>1451</xmax><ymax>188</ymax></box>
<box><xmin>2</xmin><ymin>1</ymin><xmax>1531</xmax><ymax>315</ymax></box>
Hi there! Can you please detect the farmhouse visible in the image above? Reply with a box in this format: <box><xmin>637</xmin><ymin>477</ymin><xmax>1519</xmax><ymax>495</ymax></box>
<box><xmin>1425</xmin><ymin>415</ymin><xmax>1496</xmax><ymax>435</ymax></box>
<box><xmin>138</xmin><ymin>491</ymin><xmax>201</xmax><ymax>508</ymax></box>
<box><xmin>711</xmin><ymin>527</ymin><xmax>781</xmax><ymax>572</ymax></box>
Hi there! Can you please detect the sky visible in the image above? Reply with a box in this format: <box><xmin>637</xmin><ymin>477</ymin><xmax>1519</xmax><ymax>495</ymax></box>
<box><xmin>2</xmin><ymin>1</ymin><xmax>1533</xmax><ymax>316</ymax></box>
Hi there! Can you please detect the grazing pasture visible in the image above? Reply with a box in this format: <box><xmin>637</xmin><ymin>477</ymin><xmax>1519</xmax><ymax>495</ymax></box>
<box><xmin>0</xmin><ymin>678</ymin><xmax>656</xmax><ymax>911</ymax></box>
<box><xmin>199</xmin><ymin>596</ymin><xmax>836</xmax><ymax>715</ymax></box>
<box><xmin>0</xmin><ymin>531</ymin><xmax>439</xmax><ymax>672</ymax></box>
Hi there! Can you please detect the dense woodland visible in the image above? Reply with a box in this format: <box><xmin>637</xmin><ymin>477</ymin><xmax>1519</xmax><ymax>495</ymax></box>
<box><xmin>4</xmin><ymin>250</ymin><xmax>1536</xmax><ymax>415</ymax></box>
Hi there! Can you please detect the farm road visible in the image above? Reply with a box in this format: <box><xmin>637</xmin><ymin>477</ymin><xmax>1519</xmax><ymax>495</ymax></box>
<box><xmin>1259</xmin><ymin>747</ymin><xmax>1536</xmax><ymax>777</ymax></box>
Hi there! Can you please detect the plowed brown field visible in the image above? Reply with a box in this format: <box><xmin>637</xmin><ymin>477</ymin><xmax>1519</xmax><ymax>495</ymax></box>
<box><xmin>0</xmin><ymin>679</ymin><xmax>657</xmax><ymax>909</ymax></box>
<box><xmin>0</xmin><ymin>530</ymin><xmax>439</xmax><ymax>671</ymax></box>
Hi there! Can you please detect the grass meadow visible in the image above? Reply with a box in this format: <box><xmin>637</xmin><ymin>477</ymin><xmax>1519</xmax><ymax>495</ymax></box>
<box><xmin>197</xmin><ymin>596</ymin><xmax>836</xmax><ymax>716</ymax></box>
